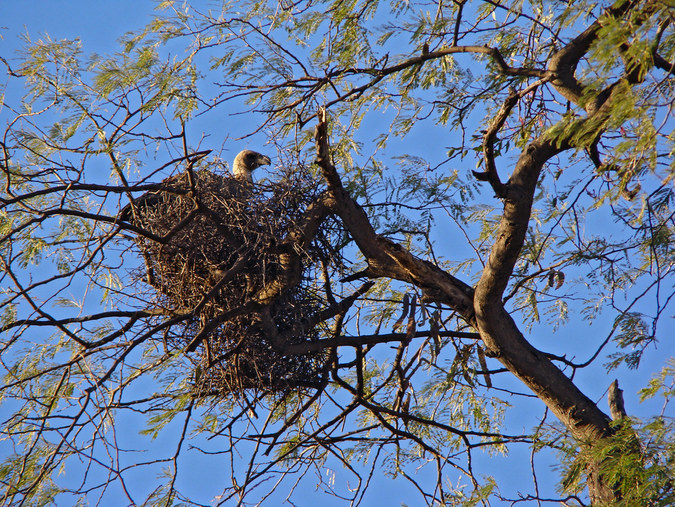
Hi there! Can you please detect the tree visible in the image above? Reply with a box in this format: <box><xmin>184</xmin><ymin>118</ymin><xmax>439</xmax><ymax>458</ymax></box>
<box><xmin>1</xmin><ymin>0</ymin><xmax>674</xmax><ymax>505</ymax></box>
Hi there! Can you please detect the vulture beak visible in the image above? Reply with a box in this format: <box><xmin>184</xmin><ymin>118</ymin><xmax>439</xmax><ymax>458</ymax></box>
<box><xmin>255</xmin><ymin>154</ymin><xmax>271</xmax><ymax>169</ymax></box>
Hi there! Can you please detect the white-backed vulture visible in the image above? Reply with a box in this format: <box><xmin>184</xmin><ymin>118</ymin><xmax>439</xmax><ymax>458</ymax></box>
<box><xmin>119</xmin><ymin>149</ymin><xmax>271</xmax><ymax>222</ymax></box>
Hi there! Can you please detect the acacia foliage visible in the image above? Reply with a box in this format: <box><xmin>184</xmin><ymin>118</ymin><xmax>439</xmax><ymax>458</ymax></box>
<box><xmin>1</xmin><ymin>0</ymin><xmax>674</xmax><ymax>505</ymax></box>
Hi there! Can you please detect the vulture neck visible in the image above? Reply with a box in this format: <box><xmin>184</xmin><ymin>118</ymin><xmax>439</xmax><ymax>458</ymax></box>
<box><xmin>234</xmin><ymin>169</ymin><xmax>253</xmax><ymax>183</ymax></box>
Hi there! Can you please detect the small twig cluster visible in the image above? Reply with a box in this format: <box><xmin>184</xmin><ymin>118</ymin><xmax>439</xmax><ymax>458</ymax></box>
<box><xmin>126</xmin><ymin>165</ymin><xmax>339</xmax><ymax>395</ymax></box>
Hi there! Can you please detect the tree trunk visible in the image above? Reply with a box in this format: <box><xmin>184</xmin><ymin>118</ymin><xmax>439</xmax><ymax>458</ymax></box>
<box><xmin>315</xmin><ymin>108</ymin><xmax>623</xmax><ymax>503</ymax></box>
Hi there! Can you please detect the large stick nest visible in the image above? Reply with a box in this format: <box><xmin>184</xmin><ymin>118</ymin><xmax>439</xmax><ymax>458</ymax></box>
<box><xmin>125</xmin><ymin>163</ymin><xmax>341</xmax><ymax>396</ymax></box>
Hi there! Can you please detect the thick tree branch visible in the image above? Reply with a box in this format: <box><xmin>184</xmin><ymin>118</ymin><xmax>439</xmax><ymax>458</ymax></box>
<box><xmin>471</xmin><ymin>96</ymin><xmax>626</xmax><ymax>443</ymax></box>
<box><xmin>548</xmin><ymin>0</ymin><xmax>659</xmax><ymax>112</ymax></box>
<box><xmin>653</xmin><ymin>52</ymin><xmax>675</xmax><ymax>74</ymax></box>
<box><xmin>314</xmin><ymin>108</ymin><xmax>475</xmax><ymax>321</ymax></box>
<box><xmin>608</xmin><ymin>379</ymin><xmax>627</xmax><ymax>420</ymax></box>
<box><xmin>470</xmin><ymin>76</ymin><xmax>656</xmax><ymax>459</ymax></box>
<box><xmin>469</xmin><ymin>5</ymin><xmax>666</xmax><ymax>502</ymax></box>
<box><xmin>284</xmin><ymin>329</ymin><xmax>479</xmax><ymax>355</ymax></box>
<box><xmin>252</xmin><ymin>190</ymin><xmax>337</xmax><ymax>306</ymax></box>
<box><xmin>473</xmin><ymin>87</ymin><xmax>519</xmax><ymax>196</ymax></box>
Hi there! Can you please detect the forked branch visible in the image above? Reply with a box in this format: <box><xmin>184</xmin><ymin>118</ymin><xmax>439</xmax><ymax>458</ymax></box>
<box><xmin>313</xmin><ymin>108</ymin><xmax>476</xmax><ymax>320</ymax></box>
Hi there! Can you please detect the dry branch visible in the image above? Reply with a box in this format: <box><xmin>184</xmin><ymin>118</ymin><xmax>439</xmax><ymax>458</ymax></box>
<box><xmin>125</xmin><ymin>164</ymin><xmax>342</xmax><ymax>395</ymax></box>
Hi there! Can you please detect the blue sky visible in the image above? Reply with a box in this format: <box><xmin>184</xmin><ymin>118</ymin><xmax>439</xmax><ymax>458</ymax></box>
<box><xmin>2</xmin><ymin>2</ymin><xmax>154</xmax><ymax>54</ymax></box>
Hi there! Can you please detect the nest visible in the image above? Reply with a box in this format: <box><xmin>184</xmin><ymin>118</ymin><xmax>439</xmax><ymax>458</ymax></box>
<box><xmin>126</xmin><ymin>164</ymin><xmax>338</xmax><ymax>395</ymax></box>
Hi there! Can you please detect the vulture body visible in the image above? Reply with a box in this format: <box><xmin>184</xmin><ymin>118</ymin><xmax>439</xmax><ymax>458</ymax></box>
<box><xmin>119</xmin><ymin>150</ymin><xmax>270</xmax><ymax>223</ymax></box>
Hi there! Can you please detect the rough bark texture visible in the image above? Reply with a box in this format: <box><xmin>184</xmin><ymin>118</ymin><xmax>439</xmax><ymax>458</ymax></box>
<box><xmin>314</xmin><ymin>109</ymin><xmax>476</xmax><ymax>320</ymax></box>
<box><xmin>609</xmin><ymin>379</ymin><xmax>627</xmax><ymax>421</ymax></box>
<box><xmin>314</xmin><ymin>110</ymin><xmax>617</xmax><ymax>503</ymax></box>
<box><xmin>309</xmin><ymin>1</ymin><xmax>665</xmax><ymax>502</ymax></box>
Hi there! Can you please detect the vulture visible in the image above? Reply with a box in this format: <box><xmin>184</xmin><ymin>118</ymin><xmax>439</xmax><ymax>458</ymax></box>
<box><xmin>119</xmin><ymin>149</ymin><xmax>271</xmax><ymax>223</ymax></box>
<box><xmin>231</xmin><ymin>149</ymin><xmax>272</xmax><ymax>183</ymax></box>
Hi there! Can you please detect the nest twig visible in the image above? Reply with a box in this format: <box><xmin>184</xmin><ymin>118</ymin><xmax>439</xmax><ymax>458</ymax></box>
<box><xmin>125</xmin><ymin>164</ymin><xmax>341</xmax><ymax>395</ymax></box>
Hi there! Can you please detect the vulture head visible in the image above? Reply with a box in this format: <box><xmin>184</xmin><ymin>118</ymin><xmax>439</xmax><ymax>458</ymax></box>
<box><xmin>233</xmin><ymin>150</ymin><xmax>271</xmax><ymax>183</ymax></box>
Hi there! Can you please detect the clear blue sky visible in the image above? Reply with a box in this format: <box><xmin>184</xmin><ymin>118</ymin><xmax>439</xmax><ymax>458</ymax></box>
<box><xmin>2</xmin><ymin>2</ymin><xmax>154</xmax><ymax>54</ymax></box>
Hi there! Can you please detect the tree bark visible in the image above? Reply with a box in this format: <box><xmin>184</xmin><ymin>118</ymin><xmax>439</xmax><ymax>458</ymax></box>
<box><xmin>314</xmin><ymin>110</ymin><xmax>620</xmax><ymax>503</ymax></box>
<box><xmin>310</xmin><ymin>2</ymin><xmax>667</xmax><ymax>501</ymax></box>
